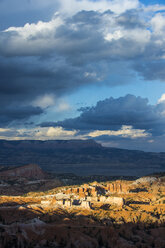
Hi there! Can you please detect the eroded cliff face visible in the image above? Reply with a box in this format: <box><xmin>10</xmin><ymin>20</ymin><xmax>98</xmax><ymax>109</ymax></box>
<box><xmin>0</xmin><ymin>164</ymin><xmax>46</xmax><ymax>180</ymax></box>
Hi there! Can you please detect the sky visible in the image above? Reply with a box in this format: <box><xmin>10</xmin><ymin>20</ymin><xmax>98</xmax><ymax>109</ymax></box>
<box><xmin>1</xmin><ymin>0</ymin><xmax>165</xmax><ymax>152</ymax></box>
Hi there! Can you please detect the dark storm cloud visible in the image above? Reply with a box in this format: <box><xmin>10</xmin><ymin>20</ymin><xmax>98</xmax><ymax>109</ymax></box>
<box><xmin>41</xmin><ymin>94</ymin><xmax>165</xmax><ymax>136</ymax></box>
<box><xmin>0</xmin><ymin>54</ymin><xmax>102</xmax><ymax>125</ymax></box>
<box><xmin>134</xmin><ymin>61</ymin><xmax>165</xmax><ymax>81</ymax></box>
<box><xmin>0</xmin><ymin>105</ymin><xmax>43</xmax><ymax>126</ymax></box>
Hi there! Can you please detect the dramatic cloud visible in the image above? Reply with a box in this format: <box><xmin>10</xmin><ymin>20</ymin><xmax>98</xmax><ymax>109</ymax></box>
<box><xmin>37</xmin><ymin>94</ymin><xmax>165</xmax><ymax>151</ymax></box>
<box><xmin>1</xmin><ymin>4</ymin><xmax>165</xmax><ymax>64</ymax></box>
<box><xmin>0</xmin><ymin>0</ymin><xmax>165</xmax><ymax>152</ymax></box>
<box><xmin>0</xmin><ymin>54</ymin><xmax>94</xmax><ymax>125</ymax></box>
<box><xmin>41</xmin><ymin>94</ymin><xmax>165</xmax><ymax>136</ymax></box>
<box><xmin>0</xmin><ymin>9</ymin><xmax>155</xmax><ymax>60</ymax></box>
<box><xmin>2</xmin><ymin>93</ymin><xmax>165</xmax><ymax>151</ymax></box>
<box><xmin>1</xmin><ymin>4</ymin><xmax>165</xmax><ymax>125</ymax></box>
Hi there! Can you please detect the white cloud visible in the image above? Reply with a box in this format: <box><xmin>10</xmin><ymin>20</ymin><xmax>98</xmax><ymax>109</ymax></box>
<box><xmin>46</xmin><ymin>126</ymin><xmax>77</xmax><ymax>137</ymax></box>
<box><xmin>1</xmin><ymin>14</ymin><xmax>63</xmax><ymax>55</ymax></box>
<box><xmin>0</xmin><ymin>126</ymin><xmax>77</xmax><ymax>140</ymax></box>
<box><xmin>32</xmin><ymin>94</ymin><xmax>71</xmax><ymax>114</ymax></box>
<box><xmin>124</xmin><ymin>28</ymin><xmax>151</xmax><ymax>44</ymax></box>
<box><xmin>5</xmin><ymin>14</ymin><xmax>63</xmax><ymax>38</ymax></box>
<box><xmin>32</xmin><ymin>94</ymin><xmax>56</xmax><ymax>109</ymax></box>
<box><xmin>104</xmin><ymin>30</ymin><xmax>123</xmax><ymax>41</ymax></box>
<box><xmin>0</xmin><ymin>128</ymin><xmax>10</xmax><ymax>132</ymax></box>
<box><xmin>151</xmin><ymin>13</ymin><xmax>165</xmax><ymax>36</ymax></box>
<box><xmin>150</xmin><ymin>13</ymin><xmax>165</xmax><ymax>52</ymax></box>
<box><xmin>88</xmin><ymin>125</ymin><xmax>150</xmax><ymax>139</ymax></box>
<box><xmin>57</xmin><ymin>102</ymin><xmax>70</xmax><ymax>112</ymax></box>
<box><xmin>158</xmin><ymin>93</ymin><xmax>165</xmax><ymax>103</ymax></box>
<box><xmin>0</xmin><ymin>125</ymin><xmax>149</xmax><ymax>141</ymax></box>
<box><xmin>23</xmin><ymin>126</ymin><xmax>77</xmax><ymax>140</ymax></box>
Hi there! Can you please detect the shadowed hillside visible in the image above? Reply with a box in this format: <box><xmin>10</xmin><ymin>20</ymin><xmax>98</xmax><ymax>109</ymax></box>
<box><xmin>0</xmin><ymin>140</ymin><xmax>165</xmax><ymax>176</ymax></box>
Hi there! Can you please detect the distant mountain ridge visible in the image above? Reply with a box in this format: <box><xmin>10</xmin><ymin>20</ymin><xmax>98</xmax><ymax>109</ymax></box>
<box><xmin>0</xmin><ymin>139</ymin><xmax>101</xmax><ymax>150</ymax></box>
<box><xmin>0</xmin><ymin>139</ymin><xmax>164</xmax><ymax>176</ymax></box>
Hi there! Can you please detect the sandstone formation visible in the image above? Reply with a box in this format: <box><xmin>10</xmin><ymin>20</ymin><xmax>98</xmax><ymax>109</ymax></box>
<box><xmin>106</xmin><ymin>180</ymin><xmax>129</xmax><ymax>193</ymax></box>
<box><xmin>0</xmin><ymin>175</ymin><xmax>164</xmax><ymax>248</ymax></box>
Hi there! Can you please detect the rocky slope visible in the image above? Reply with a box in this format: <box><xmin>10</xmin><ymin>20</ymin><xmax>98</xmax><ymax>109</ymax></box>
<box><xmin>0</xmin><ymin>175</ymin><xmax>164</xmax><ymax>247</ymax></box>
<box><xmin>0</xmin><ymin>164</ymin><xmax>46</xmax><ymax>180</ymax></box>
<box><xmin>0</xmin><ymin>164</ymin><xmax>63</xmax><ymax>195</ymax></box>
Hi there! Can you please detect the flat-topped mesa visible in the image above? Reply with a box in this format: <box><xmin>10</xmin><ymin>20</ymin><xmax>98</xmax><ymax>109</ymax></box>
<box><xmin>0</xmin><ymin>164</ymin><xmax>46</xmax><ymax>180</ymax></box>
